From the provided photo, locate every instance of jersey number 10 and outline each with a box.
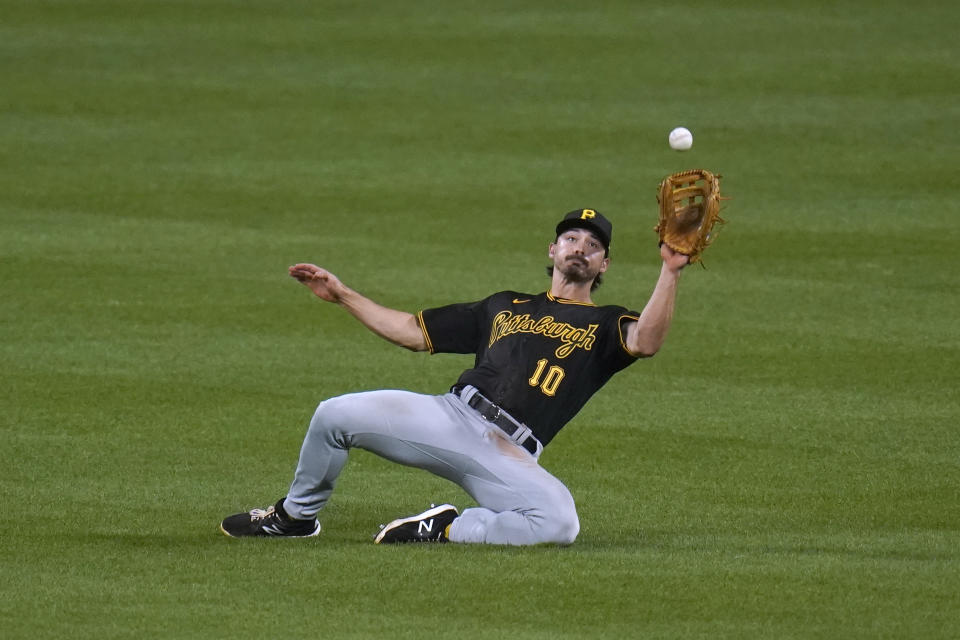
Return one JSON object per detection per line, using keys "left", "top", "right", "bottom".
{"left": 529, "top": 359, "right": 565, "bottom": 396}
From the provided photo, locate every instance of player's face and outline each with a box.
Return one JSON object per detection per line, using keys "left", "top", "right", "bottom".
{"left": 549, "top": 228, "right": 609, "bottom": 282}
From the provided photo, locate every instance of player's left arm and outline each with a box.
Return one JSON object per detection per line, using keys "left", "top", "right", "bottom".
{"left": 623, "top": 244, "right": 689, "bottom": 357}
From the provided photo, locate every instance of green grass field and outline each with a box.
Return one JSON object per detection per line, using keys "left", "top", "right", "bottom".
{"left": 2, "top": 1, "right": 958, "bottom": 638}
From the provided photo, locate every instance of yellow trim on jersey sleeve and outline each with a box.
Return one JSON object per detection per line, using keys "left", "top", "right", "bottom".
{"left": 618, "top": 314, "right": 641, "bottom": 357}
{"left": 416, "top": 311, "right": 436, "bottom": 354}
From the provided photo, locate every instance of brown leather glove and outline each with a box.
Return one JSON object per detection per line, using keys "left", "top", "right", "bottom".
{"left": 655, "top": 169, "right": 726, "bottom": 264}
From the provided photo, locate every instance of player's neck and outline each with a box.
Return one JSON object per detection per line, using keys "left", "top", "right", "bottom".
{"left": 549, "top": 276, "right": 594, "bottom": 304}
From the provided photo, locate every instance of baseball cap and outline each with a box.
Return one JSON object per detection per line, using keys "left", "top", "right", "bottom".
{"left": 555, "top": 208, "right": 613, "bottom": 251}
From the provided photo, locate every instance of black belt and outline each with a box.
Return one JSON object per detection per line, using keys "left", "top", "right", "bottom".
{"left": 452, "top": 385, "right": 540, "bottom": 456}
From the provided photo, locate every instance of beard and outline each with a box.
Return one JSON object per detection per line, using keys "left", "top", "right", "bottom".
{"left": 556, "top": 257, "right": 596, "bottom": 283}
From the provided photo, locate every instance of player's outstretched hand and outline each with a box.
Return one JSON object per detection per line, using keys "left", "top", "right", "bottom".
{"left": 289, "top": 263, "right": 344, "bottom": 303}
{"left": 660, "top": 243, "right": 690, "bottom": 272}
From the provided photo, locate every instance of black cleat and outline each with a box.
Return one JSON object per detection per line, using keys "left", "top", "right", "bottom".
{"left": 220, "top": 499, "right": 321, "bottom": 538}
{"left": 374, "top": 504, "right": 459, "bottom": 544}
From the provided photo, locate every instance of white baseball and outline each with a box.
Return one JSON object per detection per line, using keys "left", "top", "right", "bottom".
{"left": 668, "top": 127, "right": 693, "bottom": 151}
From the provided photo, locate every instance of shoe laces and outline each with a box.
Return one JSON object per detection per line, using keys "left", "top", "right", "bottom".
{"left": 249, "top": 506, "right": 276, "bottom": 521}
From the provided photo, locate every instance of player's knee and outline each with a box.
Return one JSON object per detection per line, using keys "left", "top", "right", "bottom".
{"left": 539, "top": 510, "right": 580, "bottom": 545}
{"left": 308, "top": 396, "right": 354, "bottom": 440}
{"left": 309, "top": 401, "right": 332, "bottom": 434}
{"left": 533, "top": 488, "right": 580, "bottom": 545}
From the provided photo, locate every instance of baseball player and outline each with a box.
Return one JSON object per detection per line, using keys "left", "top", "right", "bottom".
{"left": 220, "top": 209, "right": 690, "bottom": 545}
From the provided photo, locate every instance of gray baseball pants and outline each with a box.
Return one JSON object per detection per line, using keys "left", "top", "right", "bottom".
{"left": 282, "top": 387, "right": 579, "bottom": 545}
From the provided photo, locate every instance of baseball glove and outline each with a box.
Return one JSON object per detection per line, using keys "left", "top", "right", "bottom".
{"left": 655, "top": 169, "right": 725, "bottom": 264}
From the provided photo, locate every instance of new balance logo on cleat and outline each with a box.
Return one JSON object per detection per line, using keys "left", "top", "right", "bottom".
{"left": 220, "top": 499, "right": 321, "bottom": 538}
{"left": 374, "top": 504, "right": 459, "bottom": 544}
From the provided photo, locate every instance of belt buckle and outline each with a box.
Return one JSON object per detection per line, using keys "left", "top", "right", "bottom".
{"left": 483, "top": 404, "right": 501, "bottom": 422}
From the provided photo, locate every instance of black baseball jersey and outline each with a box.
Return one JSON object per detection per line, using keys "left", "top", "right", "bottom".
{"left": 417, "top": 291, "right": 641, "bottom": 446}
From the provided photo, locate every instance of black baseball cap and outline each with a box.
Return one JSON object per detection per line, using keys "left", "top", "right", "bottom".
{"left": 555, "top": 208, "right": 613, "bottom": 251}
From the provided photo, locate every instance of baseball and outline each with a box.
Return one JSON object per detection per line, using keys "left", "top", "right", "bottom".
{"left": 668, "top": 127, "right": 693, "bottom": 151}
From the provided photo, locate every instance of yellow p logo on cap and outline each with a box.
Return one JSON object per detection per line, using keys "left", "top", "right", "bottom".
{"left": 580, "top": 209, "right": 596, "bottom": 220}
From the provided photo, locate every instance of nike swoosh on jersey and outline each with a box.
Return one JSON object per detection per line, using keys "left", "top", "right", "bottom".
{"left": 512, "top": 298, "right": 531, "bottom": 304}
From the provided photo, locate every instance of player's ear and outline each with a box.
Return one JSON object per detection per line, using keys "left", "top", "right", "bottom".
{"left": 548, "top": 242, "right": 556, "bottom": 259}
{"left": 599, "top": 256, "right": 610, "bottom": 273}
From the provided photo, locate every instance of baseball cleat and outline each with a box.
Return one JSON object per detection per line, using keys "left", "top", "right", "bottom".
{"left": 374, "top": 504, "right": 459, "bottom": 544}
{"left": 220, "top": 498, "right": 321, "bottom": 538}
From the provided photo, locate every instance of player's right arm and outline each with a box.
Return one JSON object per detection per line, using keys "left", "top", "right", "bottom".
{"left": 288, "top": 263, "right": 428, "bottom": 352}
